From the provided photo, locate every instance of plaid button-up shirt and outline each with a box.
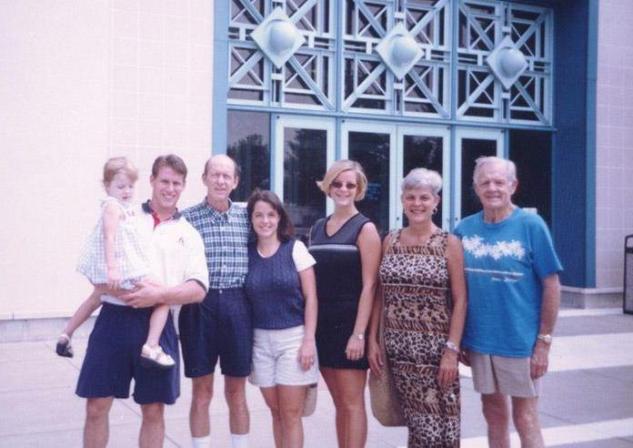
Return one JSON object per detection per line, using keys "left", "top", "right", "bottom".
{"left": 183, "top": 199, "right": 249, "bottom": 289}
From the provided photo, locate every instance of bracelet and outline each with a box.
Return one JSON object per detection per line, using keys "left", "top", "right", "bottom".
{"left": 445, "top": 341, "right": 460, "bottom": 353}
{"left": 353, "top": 333, "right": 364, "bottom": 340}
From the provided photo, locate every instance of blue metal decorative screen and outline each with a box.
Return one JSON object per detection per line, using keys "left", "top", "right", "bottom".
{"left": 228, "top": 0, "right": 335, "bottom": 110}
{"left": 227, "top": 0, "right": 553, "bottom": 126}
{"left": 342, "top": 0, "right": 450, "bottom": 117}
{"left": 457, "top": 0, "right": 553, "bottom": 124}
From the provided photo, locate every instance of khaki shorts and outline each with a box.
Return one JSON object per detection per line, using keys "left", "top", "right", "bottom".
{"left": 468, "top": 351, "right": 541, "bottom": 397}
{"left": 249, "top": 325, "right": 319, "bottom": 388}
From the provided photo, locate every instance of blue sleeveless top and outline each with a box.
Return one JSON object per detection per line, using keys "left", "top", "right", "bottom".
{"left": 245, "top": 239, "right": 305, "bottom": 330}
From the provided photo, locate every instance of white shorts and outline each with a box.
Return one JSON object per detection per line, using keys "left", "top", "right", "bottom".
{"left": 469, "top": 351, "right": 541, "bottom": 398}
{"left": 249, "top": 325, "right": 319, "bottom": 388}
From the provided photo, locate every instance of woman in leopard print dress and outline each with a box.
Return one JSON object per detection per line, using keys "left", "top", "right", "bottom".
{"left": 368, "top": 168, "right": 467, "bottom": 448}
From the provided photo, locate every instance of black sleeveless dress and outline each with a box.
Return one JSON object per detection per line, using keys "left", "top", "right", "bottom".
{"left": 309, "top": 213, "right": 370, "bottom": 370}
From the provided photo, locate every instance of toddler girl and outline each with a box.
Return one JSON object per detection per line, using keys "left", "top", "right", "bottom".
{"left": 56, "top": 156, "right": 174, "bottom": 369}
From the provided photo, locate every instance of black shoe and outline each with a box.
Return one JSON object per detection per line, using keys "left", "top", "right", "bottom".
{"left": 56, "top": 334, "right": 74, "bottom": 358}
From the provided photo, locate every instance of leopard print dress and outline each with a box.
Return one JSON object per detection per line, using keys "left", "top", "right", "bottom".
{"left": 379, "top": 229, "right": 460, "bottom": 448}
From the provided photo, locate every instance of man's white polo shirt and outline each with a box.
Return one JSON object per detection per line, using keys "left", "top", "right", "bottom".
{"left": 101, "top": 202, "right": 209, "bottom": 306}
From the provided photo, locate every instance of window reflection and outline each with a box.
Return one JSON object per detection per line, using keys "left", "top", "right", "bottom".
{"left": 227, "top": 111, "right": 270, "bottom": 202}
{"left": 284, "top": 128, "right": 327, "bottom": 239}
{"left": 461, "top": 138, "right": 496, "bottom": 217}
{"left": 403, "top": 135, "right": 444, "bottom": 228}
{"left": 349, "top": 131, "right": 390, "bottom": 235}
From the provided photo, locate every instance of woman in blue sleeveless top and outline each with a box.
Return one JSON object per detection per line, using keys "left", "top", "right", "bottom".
{"left": 245, "top": 190, "right": 319, "bottom": 448}
{"left": 308, "top": 160, "right": 381, "bottom": 448}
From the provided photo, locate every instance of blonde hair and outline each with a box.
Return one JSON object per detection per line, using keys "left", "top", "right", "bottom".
{"left": 102, "top": 157, "right": 139, "bottom": 186}
{"left": 317, "top": 159, "right": 368, "bottom": 201}
{"left": 401, "top": 168, "right": 443, "bottom": 196}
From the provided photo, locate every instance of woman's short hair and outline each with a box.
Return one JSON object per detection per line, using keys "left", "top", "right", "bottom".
{"left": 151, "top": 154, "right": 188, "bottom": 180}
{"left": 247, "top": 189, "right": 295, "bottom": 242}
{"left": 102, "top": 157, "right": 139, "bottom": 185}
{"left": 317, "top": 159, "right": 368, "bottom": 201}
{"left": 473, "top": 156, "right": 517, "bottom": 185}
{"left": 401, "top": 168, "right": 443, "bottom": 196}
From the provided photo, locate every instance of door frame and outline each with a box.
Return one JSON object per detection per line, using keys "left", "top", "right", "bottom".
{"left": 340, "top": 120, "right": 398, "bottom": 227}
{"left": 453, "top": 127, "right": 505, "bottom": 224}
{"left": 395, "top": 124, "right": 451, "bottom": 230}
{"left": 272, "top": 114, "right": 336, "bottom": 211}
{"left": 272, "top": 118, "right": 505, "bottom": 231}
{"left": 341, "top": 120, "right": 452, "bottom": 230}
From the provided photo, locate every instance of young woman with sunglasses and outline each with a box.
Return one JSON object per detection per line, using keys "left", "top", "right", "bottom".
{"left": 308, "top": 160, "right": 381, "bottom": 448}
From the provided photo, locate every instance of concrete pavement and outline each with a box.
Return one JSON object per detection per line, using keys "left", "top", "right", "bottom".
{"left": 1, "top": 307, "right": 632, "bottom": 447}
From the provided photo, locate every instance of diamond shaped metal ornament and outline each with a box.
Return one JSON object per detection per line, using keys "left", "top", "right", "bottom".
{"left": 251, "top": 8, "right": 306, "bottom": 69}
{"left": 375, "top": 23, "right": 423, "bottom": 80}
{"left": 486, "top": 35, "right": 528, "bottom": 90}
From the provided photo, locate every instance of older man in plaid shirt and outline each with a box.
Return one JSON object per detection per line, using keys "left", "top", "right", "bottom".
{"left": 180, "top": 154, "right": 252, "bottom": 448}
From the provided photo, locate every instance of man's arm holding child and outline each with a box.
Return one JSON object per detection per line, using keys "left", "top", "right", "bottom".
{"left": 121, "top": 279, "right": 206, "bottom": 307}
{"left": 121, "top": 222, "right": 209, "bottom": 307}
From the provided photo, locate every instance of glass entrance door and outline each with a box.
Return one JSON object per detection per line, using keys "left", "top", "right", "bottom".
{"left": 270, "top": 118, "right": 503, "bottom": 236}
{"left": 454, "top": 128, "right": 504, "bottom": 223}
{"left": 273, "top": 115, "right": 335, "bottom": 238}
{"left": 398, "top": 125, "right": 450, "bottom": 230}
{"left": 343, "top": 123, "right": 395, "bottom": 235}
{"left": 341, "top": 121, "right": 450, "bottom": 234}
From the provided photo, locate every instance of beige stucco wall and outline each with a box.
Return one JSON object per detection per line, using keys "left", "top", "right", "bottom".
{"left": 0, "top": 0, "right": 214, "bottom": 318}
{"left": 595, "top": 0, "right": 633, "bottom": 289}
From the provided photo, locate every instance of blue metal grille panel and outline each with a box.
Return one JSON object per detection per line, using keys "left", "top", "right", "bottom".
{"left": 342, "top": 0, "right": 450, "bottom": 117}
{"left": 457, "top": 0, "right": 553, "bottom": 124}
{"left": 228, "top": 0, "right": 335, "bottom": 110}
{"left": 227, "top": 0, "right": 553, "bottom": 126}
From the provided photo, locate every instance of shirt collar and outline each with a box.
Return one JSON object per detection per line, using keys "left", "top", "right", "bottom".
{"left": 203, "top": 197, "right": 239, "bottom": 223}
{"left": 142, "top": 200, "right": 182, "bottom": 224}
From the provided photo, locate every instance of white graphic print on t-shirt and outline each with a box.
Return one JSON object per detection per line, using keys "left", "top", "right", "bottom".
{"left": 462, "top": 235, "right": 525, "bottom": 282}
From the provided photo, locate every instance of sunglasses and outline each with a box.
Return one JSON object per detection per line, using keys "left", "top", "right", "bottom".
{"left": 331, "top": 181, "right": 357, "bottom": 190}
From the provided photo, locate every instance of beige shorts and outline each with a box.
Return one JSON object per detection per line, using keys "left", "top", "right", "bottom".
{"left": 249, "top": 325, "right": 319, "bottom": 388}
{"left": 468, "top": 351, "right": 541, "bottom": 397}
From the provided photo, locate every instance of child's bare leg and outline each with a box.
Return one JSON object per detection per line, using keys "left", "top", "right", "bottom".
{"left": 145, "top": 304, "right": 169, "bottom": 347}
{"left": 62, "top": 286, "right": 103, "bottom": 338}
{"left": 57, "top": 286, "right": 103, "bottom": 357}
{"left": 140, "top": 304, "right": 174, "bottom": 368}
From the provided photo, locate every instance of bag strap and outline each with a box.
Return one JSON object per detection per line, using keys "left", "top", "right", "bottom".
{"left": 378, "top": 230, "right": 399, "bottom": 350}
{"left": 378, "top": 287, "right": 387, "bottom": 353}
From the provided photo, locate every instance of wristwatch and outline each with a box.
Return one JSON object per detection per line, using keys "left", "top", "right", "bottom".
{"left": 537, "top": 334, "right": 552, "bottom": 345}
{"left": 445, "top": 341, "right": 460, "bottom": 353}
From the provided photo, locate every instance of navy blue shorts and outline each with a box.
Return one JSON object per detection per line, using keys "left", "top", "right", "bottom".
{"left": 179, "top": 287, "right": 252, "bottom": 378}
{"left": 76, "top": 303, "right": 180, "bottom": 405}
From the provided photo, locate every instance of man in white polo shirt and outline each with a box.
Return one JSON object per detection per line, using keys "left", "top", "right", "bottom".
{"left": 76, "top": 154, "right": 209, "bottom": 448}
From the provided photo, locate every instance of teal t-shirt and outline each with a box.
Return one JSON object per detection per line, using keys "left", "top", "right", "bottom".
{"left": 454, "top": 208, "right": 562, "bottom": 357}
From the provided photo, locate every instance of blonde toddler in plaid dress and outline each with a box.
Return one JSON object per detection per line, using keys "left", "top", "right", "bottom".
{"left": 56, "top": 157, "right": 175, "bottom": 369}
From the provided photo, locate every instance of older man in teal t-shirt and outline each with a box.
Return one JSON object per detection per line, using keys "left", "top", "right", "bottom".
{"left": 455, "top": 156, "right": 562, "bottom": 448}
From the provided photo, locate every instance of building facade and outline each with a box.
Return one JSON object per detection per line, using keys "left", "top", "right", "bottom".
{"left": 1, "top": 0, "right": 632, "bottom": 338}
